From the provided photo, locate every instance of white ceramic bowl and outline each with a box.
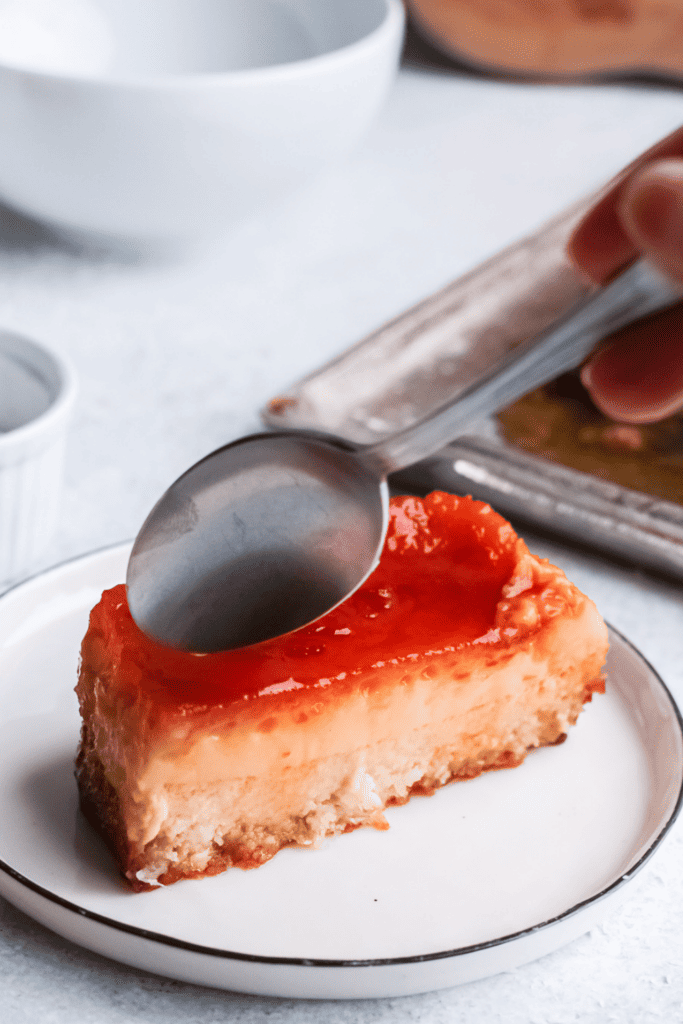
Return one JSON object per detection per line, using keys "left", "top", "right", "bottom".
{"left": 0, "top": 330, "right": 77, "bottom": 587}
{"left": 0, "top": 0, "right": 404, "bottom": 247}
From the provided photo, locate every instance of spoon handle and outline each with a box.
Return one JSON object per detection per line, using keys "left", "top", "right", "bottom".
{"left": 365, "top": 259, "right": 681, "bottom": 476}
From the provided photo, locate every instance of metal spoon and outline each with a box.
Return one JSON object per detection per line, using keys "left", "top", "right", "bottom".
{"left": 126, "top": 257, "right": 679, "bottom": 653}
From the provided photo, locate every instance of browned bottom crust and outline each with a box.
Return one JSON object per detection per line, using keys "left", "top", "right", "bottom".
{"left": 76, "top": 681, "right": 603, "bottom": 892}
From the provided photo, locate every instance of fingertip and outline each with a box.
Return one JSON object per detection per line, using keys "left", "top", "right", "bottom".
{"left": 617, "top": 160, "right": 683, "bottom": 282}
{"left": 578, "top": 354, "right": 630, "bottom": 421}
{"left": 580, "top": 305, "right": 683, "bottom": 423}
{"left": 567, "top": 203, "right": 635, "bottom": 285}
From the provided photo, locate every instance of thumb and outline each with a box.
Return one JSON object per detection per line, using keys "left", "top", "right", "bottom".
{"left": 617, "top": 159, "right": 683, "bottom": 283}
{"left": 580, "top": 303, "right": 683, "bottom": 423}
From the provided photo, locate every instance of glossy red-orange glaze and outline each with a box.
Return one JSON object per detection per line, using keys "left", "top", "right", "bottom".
{"left": 87, "top": 493, "right": 524, "bottom": 708}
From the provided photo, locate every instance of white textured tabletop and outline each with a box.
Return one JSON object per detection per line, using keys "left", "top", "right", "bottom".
{"left": 2, "top": 38, "right": 683, "bottom": 1024}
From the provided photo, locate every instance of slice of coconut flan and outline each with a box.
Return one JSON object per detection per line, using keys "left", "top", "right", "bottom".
{"left": 75, "top": 492, "right": 608, "bottom": 891}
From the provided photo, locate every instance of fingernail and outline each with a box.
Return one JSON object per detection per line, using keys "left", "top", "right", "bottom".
{"left": 580, "top": 361, "right": 594, "bottom": 391}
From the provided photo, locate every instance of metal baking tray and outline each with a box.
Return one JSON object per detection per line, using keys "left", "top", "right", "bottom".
{"left": 261, "top": 206, "right": 683, "bottom": 581}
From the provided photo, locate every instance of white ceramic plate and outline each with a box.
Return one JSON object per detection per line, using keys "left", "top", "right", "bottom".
{"left": 0, "top": 544, "right": 681, "bottom": 999}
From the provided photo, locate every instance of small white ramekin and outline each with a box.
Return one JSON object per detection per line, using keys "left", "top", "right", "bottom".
{"left": 0, "top": 330, "right": 77, "bottom": 586}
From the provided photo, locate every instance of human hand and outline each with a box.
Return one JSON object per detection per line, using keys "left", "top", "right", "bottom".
{"left": 568, "top": 127, "right": 683, "bottom": 424}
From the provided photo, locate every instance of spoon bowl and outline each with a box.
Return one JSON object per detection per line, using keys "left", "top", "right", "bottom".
{"left": 126, "top": 432, "right": 388, "bottom": 652}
